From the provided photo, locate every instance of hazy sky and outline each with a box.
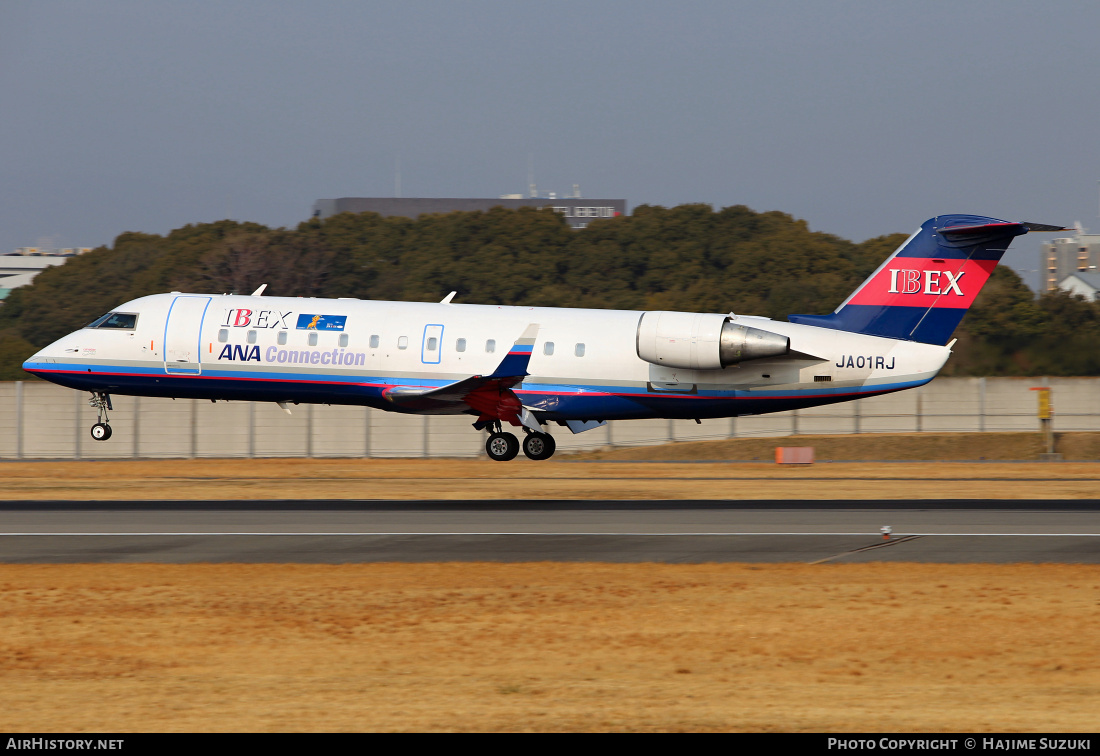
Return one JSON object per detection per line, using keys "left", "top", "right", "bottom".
{"left": 3, "top": 1, "right": 1099, "bottom": 290}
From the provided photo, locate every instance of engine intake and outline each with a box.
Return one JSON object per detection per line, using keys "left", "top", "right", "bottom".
{"left": 636, "top": 311, "right": 789, "bottom": 370}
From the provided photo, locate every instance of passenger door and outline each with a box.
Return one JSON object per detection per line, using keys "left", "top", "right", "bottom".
{"left": 164, "top": 296, "right": 211, "bottom": 374}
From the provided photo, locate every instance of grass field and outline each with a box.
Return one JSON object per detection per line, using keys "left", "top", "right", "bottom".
{"left": 2, "top": 455, "right": 1100, "bottom": 501}
{"left": 571, "top": 431, "right": 1100, "bottom": 461}
{"left": 1, "top": 562, "right": 1097, "bottom": 732}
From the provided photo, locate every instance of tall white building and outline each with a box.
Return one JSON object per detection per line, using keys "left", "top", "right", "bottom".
{"left": 1041, "top": 226, "right": 1100, "bottom": 294}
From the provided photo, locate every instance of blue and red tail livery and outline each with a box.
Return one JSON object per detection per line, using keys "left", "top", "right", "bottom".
{"left": 789, "top": 215, "right": 1032, "bottom": 345}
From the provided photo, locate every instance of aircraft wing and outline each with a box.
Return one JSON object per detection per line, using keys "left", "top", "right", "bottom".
{"left": 382, "top": 374, "right": 492, "bottom": 408}
{"left": 381, "top": 324, "right": 541, "bottom": 427}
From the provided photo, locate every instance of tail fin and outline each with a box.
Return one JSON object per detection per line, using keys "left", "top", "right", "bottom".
{"left": 788, "top": 214, "right": 1038, "bottom": 345}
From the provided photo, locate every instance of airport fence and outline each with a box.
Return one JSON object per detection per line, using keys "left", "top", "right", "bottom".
{"left": 0, "top": 377, "right": 1097, "bottom": 460}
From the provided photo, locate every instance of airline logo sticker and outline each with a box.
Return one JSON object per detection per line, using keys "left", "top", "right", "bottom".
{"left": 296, "top": 314, "right": 347, "bottom": 331}
{"left": 887, "top": 269, "right": 964, "bottom": 295}
{"left": 223, "top": 309, "right": 292, "bottom": 328}
{"left": 847, "top": 258, "right": 997, "bottom": 308}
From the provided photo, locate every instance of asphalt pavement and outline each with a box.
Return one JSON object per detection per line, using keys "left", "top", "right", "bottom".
{"left": 1, "top": 499, "right": 1098, "bottom": 563}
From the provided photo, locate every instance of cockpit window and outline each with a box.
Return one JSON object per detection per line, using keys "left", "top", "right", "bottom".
{"left": 86, "top": 312, "right": 138, "bottom": 330}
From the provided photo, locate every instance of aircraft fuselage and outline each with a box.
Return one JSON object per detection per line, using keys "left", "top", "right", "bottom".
{"left": 24, "top": 292, "right": 949, "bottom": 422}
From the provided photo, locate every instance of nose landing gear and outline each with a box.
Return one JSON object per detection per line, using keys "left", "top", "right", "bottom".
{"left": 88, "top": 392, "right": 113, "bottom": 441}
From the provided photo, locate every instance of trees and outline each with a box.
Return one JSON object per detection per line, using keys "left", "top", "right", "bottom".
{"left": 2, "top": 203, "right": 1096, "bottom": 378}
{"left": 937, "top": 266, "right": 1100, "bottom": 376}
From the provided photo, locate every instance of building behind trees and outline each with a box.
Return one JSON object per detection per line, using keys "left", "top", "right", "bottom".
{"left": 312, "top": 196, "right": 626, "bottom": 230}
{"left": 1041, "top": 225, "right": 1100, "bottom": 294}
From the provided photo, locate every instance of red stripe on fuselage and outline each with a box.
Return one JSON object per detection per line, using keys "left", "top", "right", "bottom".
{"left": 27, "top": 368, "right": 896, "bottom": 403}
{"left": 846, "top": 258, "right": 997, "bottom": 309}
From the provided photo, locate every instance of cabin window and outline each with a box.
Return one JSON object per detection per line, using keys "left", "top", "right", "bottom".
{"left": 218, "top": 329, "right": 229, "bottom": 343}
{"left": 456, "top": 338, "right": 466, "bottom": 352}
{"left": 247, "top": 330, "right": 257, "bottom": 344}
{"left": 486, "top": 339, "right": 496, "bottom": 353}
{"left": 544, "top": 342, "right": 555, "bottom": 356}
{"left": 398, "top": 336, "right": 408, "bottom": 350}
{"left": 426, "top": 337, "right": 438, "bottom": 351}
{"left": 277, "top": 331, "right": 287, "bottom": 345}
{"left": 308, "top": 332, "right": 318, "bottom": 347}
{"left": 88, "top": 312, "right": 138, "bottom": 330}
{"left": 370, "top": 334, "right": 380, "bottom": 349}
{"left": 575, "top": 343, "right": 585, "bottom": 357}
{"left": 339, "top": 333, "right": 349, "bottom": 348}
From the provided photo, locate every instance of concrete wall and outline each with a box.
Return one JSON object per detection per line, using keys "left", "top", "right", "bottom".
{"left": 1, "top": 377, "right": 1095, "bottom": 459}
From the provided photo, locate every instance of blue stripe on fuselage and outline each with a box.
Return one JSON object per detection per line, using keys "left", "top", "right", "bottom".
{"left": 22, "top": 360, "right": 930, "bottom": 420}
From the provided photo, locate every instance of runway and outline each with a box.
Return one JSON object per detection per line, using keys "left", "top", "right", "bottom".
{"left": 1, "top": 499, "right": 1099, "bottom": 563}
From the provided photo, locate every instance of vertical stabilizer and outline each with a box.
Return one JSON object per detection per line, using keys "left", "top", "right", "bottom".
{"left": 788, "top": 215, "right": 1030, "bottom": 345}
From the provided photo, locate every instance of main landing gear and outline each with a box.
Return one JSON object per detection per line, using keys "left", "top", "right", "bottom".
{"left": 521, "top": 430, "right": 556, "bottom": 460}
{"left": 485, "top": 431, "right": 520, "bottom": 461}
{"left": 89, "top": 392, "right": 113, "bottom": 441}
{"left": 482, "top": 422, "right": 557, "bottom": 462}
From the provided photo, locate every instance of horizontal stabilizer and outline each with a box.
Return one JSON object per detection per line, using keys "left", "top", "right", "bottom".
{"left": 1022, "top": 222, "right": 1072, "bottom": 233}
{"left": 938, "top": 221, "right": 1027, "bottom": 244}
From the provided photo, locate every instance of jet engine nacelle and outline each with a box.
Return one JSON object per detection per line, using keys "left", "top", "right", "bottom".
{"left": 635, "top": 311, "right": 790, "bottom": 370}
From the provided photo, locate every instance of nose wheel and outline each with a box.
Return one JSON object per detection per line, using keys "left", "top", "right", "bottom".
{"left": 88, "top": 392, "right": 113, "bottom": 442}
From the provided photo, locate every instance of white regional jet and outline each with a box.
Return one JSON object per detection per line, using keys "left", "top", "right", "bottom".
{"left": 22, "top": 214, "right": 1063, "bottom": 461}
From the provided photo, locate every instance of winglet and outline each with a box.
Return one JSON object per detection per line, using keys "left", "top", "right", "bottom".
{"left": 440, "top": 291, "right": 457, "bottom": 304}
{"left": 251, "top": 284, "right": 268, "bottom": 296}
{"left": 488, "top": 323, "right": 540, "bottom": 379}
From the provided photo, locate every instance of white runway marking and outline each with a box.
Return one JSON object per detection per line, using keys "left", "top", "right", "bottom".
{"left": 2, "top": 532, "right": 1100, "bottom": 537}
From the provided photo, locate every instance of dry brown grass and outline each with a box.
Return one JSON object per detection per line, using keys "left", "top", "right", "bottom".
{"left": 1, "top": 563, "right": 1098, "bottom": 732}
{"left": 3, "top": 455, "right": 1100, "bottom": 500}
{"left": 573, "top": 432, "right": 1100, "bottom": 462}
